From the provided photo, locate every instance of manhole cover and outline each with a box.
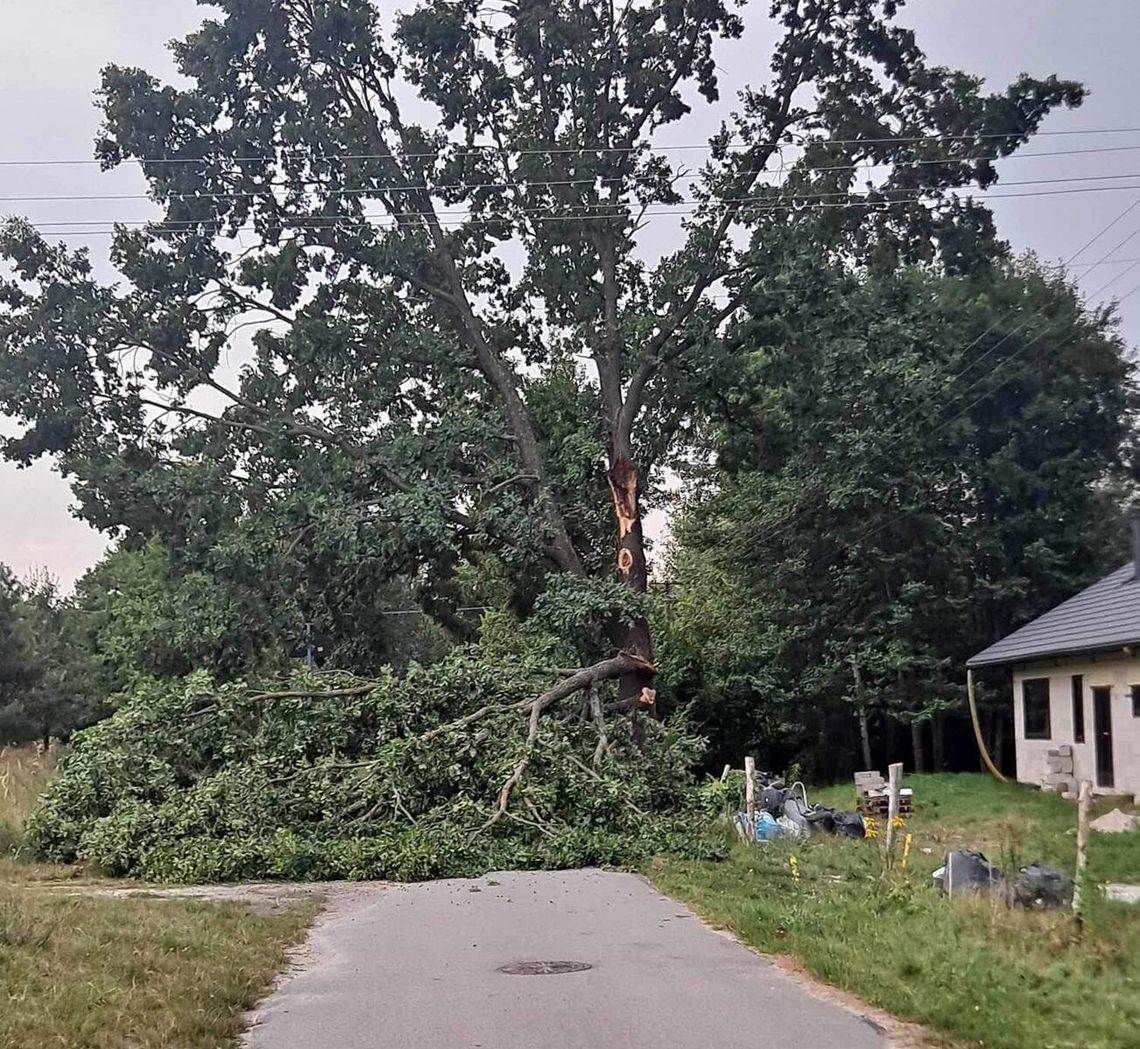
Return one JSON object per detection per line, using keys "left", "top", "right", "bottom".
{"left": 497, "top": 961, "right": 592, "bottom": 976}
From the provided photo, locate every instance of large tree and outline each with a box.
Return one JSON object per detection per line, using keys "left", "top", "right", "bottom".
{"left": 0, "top": 0, "right": 1083, "bottom": 708}
{"left": 662, "top": 256, "right": 1137, "bottom": 775}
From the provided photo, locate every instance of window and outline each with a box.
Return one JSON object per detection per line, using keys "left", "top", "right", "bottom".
{"left": 1072, "top": 675, "right": 1085, "bottom": 742}
{"left": 1023, "top": 678, "right": 1051, "bottom": 739}
{"left": 1132, "top": 684, "right": 1140, "bottom": 719}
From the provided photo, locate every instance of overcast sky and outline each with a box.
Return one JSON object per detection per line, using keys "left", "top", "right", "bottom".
{"left": 2, "top": 0, "right": 1140, "bottom": 588}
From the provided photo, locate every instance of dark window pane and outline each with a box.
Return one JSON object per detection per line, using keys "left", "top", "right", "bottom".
{"left": 1023, "top": 678, "right": 1051, "bottom": 740}
{"left": 1132, "top": 684, "right": 1140, "bottom": 719}
{"left": 1072, "top": 675, "right": 1085, "bottom": 742}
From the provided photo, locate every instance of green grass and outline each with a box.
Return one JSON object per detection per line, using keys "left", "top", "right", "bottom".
{"left": 649, "top": 773, "right": 1140, "bottom": 1049}
{"left": 0, "top": 886, "right": 319, "bottom": 1049}
{"left": 0, "top": 744, "right": 321, "bottom": 1049}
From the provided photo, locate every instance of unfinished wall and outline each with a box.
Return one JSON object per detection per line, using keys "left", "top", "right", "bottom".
{"left": 1012, "top": 651, "right": 1140, "bottom": 796}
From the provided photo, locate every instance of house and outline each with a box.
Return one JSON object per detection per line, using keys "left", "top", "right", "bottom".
{"left": 968, "top": 521, "right": 1140, "bottom": 797}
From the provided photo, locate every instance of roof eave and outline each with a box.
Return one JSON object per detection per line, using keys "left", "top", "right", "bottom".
{"left": 966, "top": 638, "right": 1140, "bottom": 669}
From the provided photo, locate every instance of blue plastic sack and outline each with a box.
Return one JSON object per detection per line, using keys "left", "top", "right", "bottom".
{"left": 736, "top": 809, "right": 782, "bottom": 840}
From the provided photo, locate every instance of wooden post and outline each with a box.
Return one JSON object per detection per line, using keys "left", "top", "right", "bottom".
{"left": 1073, "top": 779, "right": 1092, "bottom": 921}
{"left": 851, "top": 659, "right": 873, "bottom": 770}
{"left": 744, "top": 756, "right": 757, "bottom": 842}
{"left": 884, "top": 761, "right": 903, "bottom": 867}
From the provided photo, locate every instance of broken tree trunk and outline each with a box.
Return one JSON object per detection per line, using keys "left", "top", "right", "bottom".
{"left": 606, "top": 455, "right": 656, "bottom": 711}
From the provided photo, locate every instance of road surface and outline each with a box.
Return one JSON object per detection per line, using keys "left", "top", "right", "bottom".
{"left": 245, "top": 868, "right": 887, "bottom": 1049}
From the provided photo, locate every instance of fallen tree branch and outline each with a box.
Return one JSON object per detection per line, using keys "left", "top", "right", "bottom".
{"left": 250, "top": 685, "right": 375, "bottom": 701}
{"left": 589, "top": 687, "right": 608, "bottom": 768}
{"left": 480, "top": 652, "right": 653, "bottom": 831}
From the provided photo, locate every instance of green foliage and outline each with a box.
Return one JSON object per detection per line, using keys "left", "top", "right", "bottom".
{"left": 0, "top": 570, "right": 96, "bottom": 746}
{"left": 25, "top": 652, "right": 720, "bottom": 882}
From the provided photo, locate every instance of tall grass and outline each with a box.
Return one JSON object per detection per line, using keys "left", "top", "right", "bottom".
{"left": 0, "top": 744, "right": 58, "bottom": 854}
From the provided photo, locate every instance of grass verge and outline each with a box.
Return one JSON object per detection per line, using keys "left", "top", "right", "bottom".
{"left": 1, "top": 744, "right": 321, "bottom": 1049}
{"left": 0, "top": 887, "right": 319, "bottom": 1049}
{"left": 649, "top": 773, "right": 1140, "bottom": 1049}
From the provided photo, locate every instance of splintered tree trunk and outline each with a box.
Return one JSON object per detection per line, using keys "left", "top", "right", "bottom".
{"left": 607, "top": 455, "right": 656, "bottom": 710}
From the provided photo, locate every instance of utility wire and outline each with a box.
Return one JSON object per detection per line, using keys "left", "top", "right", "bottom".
{"left": 740, "top": 195, "right": 1140, "bottom": 554}
{"left": 4, "top": 124, "right": 1140, "bottom": 167}
{"left": 7, "top": 143, "right": 1140, "bottom": 204}
{"left": 29, "top": 179, "right": 1140, "bottom": 239}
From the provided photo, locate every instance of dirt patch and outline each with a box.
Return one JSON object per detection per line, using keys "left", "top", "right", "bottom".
{"left": 56, "top": 880, "right": 385, "bottom": 916}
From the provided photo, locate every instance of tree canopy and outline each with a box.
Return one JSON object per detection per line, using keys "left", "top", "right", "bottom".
{"left": 661, "top": 255, "right": 1138, "bottom": 775}
{"left": 0, "top": 0, "right": 1085, "bottom": 708}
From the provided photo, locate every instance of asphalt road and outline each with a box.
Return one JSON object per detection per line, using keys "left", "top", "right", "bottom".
{"left": 245, "top": 868, "right": 886, "bottom": 1049}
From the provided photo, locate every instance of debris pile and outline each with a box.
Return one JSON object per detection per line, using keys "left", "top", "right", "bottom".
{"left": 855, "top": 770, "right": 913, "bottom": 818}
{"left": 932, "top": 849, "right": 1073, "bottom": 909}
{"left": 1089, "top": 808, "right": 1139, "bottom": 834}
{"left": 736, "top": 778, "right": 866, "bottom": 842}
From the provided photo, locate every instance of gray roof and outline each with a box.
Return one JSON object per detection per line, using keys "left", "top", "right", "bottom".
{"left": 968, "top": 563, "right": 1140, "bottom": 667}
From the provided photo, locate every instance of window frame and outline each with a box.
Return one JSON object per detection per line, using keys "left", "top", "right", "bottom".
{"left": 1022, "top": 677, "right": 1051, "bottom": 740}
{"left": 1072, "top": 674, "right": 1085, "bottom": 742}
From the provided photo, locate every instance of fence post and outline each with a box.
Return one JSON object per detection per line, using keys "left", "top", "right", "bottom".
{"left": 884, "top": 761, "right": 903, "bottom": 867}
{"left": 744, "top": 756, "right": 757, "bottom": 842}
{"left": 1073, "top": 779, "right": 1092, "bottom": 923}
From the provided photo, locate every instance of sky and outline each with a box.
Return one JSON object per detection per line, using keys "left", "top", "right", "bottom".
{"left": 1, "top": 0, "right": 1140, "bottom": 588}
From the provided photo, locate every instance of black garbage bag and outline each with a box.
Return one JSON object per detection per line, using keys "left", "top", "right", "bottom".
{"left": 1014, "top": 864, "right": 1073, "bottom": 909}
{"left": 759, "top": 786, "right": 787, "bottom": 817}
{"left": 932, "top": 849, "right": 1006, "bottom": 896}
{"left": 805, "top": 806, "right": 866, "bottom": 838}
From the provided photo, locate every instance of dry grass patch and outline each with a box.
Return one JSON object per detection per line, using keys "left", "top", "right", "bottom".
{"left": 0, "top": 744, "right": 58, "bottom": 853}
{"left": 1, "top": 743, "right": 322, "bottom": 1048}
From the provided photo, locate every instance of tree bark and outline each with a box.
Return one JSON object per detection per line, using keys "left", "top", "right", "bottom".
{"left": 606, "top": 455, "right": 656, "bottom": 709}
{"left": 910, "top": 719, "right": 926, "bottom": 774}
{"left": 932, "top": 713, "right": 946, "bottom": 771}
{"left": 850, "top": 659, "right": 873, "bottom": 769}
{"left": 992, "top": 709, "right": 1005, "bottom": 771}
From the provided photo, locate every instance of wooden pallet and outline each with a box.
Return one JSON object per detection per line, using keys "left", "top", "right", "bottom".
{"left": 857, "top": 789, "right": 913, "bottom": 817}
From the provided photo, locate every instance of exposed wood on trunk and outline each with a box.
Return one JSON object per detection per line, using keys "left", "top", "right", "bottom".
{"left": 606, "top": 455, "right": 656, "bottom": 709}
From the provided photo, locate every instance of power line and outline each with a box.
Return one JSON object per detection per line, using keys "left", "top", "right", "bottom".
{"left": 5, "top": 125, "right": 1140, "bottom": 167}
{"left": 791, "top": 277, "right": 1140, "bottom": 581}
{"left": 740, "top": 195, "right": 1140, "bottom": 554}
{"left": 8, "top": 143, "right": 1140, "bottom": 205}
{"left": 29, "top": 179, "right": 1140, "bottom": 239}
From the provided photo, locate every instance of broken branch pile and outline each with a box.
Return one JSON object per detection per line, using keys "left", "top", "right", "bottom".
{"left": 25, "top": 650, "right": 721, "bottom": 882}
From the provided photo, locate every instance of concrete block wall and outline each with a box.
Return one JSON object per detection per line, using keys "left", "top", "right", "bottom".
{"left": 1012, "top": 653, "right": 1140, "bottom": 796}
